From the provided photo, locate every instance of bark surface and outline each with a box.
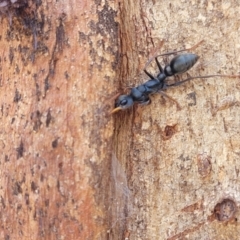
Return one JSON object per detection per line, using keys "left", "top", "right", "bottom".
{"left": 1, "top": 0, "right": 240, "bottom": 240}
{"left": 112, "top": 0, "right": 240, "bottom": 239}
{"left": 0, "top": 1, "right": 117, "bottom": 239}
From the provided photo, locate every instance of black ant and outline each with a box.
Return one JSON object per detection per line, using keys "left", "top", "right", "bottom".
{"left": 112, "top": 41, "right": 239, "bottom": 113}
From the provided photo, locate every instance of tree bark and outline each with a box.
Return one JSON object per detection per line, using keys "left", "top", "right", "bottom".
{"left": 0, "top": 1, "right": 117, "bottom": 239}
{"left": 1, "top": 0, "right": 240, "bottom": 240}
{"left": 112, "top": 0, "right": 240, "bottom": 239}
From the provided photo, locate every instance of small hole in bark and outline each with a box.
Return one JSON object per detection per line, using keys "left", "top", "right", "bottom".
{"left": 52, "top": 138, "right": 58, "bottom": 148}
{"left": 214, "top": 199, "right": 237, "bottom": 222}
{"left": 162, "top": 124, "right": 177, "bottom": 140}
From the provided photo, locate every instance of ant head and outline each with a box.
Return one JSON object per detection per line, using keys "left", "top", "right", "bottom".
{"left": 111, "top": 95, "right": 134, "bottom": 113}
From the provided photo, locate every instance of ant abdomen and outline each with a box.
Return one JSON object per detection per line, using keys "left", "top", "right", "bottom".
{"left": 169, "top": 53, "right": 199, "bottom": 75}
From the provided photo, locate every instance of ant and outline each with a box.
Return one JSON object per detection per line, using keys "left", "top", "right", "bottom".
{"left": 111, "top": 41, "right": 239, "bottom": 113}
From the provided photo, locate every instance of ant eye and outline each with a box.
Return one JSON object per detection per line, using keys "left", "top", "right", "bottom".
{"left": 120, "top": 99, "right": 128, "bottom": 106}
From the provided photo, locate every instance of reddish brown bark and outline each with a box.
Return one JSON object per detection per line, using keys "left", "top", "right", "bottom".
{"left": 0, "top": 1, "right": 117, "bottom": 239}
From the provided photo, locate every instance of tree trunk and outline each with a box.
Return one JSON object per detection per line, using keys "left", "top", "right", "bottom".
{"left": 112, "top": 0, "right": 240, "bottom": 239}
{"left": 0, "top": 1, "right": 117, "bottom": 239}
{"left": 1, "top": 0, "right": 240, "bottom": 240}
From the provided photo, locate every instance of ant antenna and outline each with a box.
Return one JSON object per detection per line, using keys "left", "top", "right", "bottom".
{"left": 167, "top": 74, "right": 240, "bottom": 88}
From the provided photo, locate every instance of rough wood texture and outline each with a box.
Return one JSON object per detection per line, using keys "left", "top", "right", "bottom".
{"left": 112, "top": 0, "right": 240, "bottom": 239}
{"left": 0, "top": 1, "right": 117, "bottom": 239}
{"left": 1, "top": 0, "right": 240, "bottom": 240}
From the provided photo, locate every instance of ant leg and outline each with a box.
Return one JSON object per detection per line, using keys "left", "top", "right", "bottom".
{"left": 144, "top": 69, "right": 155, "bottom": 79}
{"left": 139, "top": 97, "right": 151, "bottom": 106}
{"left": 155, "top": 40, "right": 204, "bottom": 58}
{"left": 158, "top": 91, "right": 181, "bottom": 110}
{"left": 155, "top": 57, "right": 163, "bottom": 73}
{"left": 143, "top": 56, "right": 163, "bottom": 79}
{"left": 167, "top": 74, "right": 240, "bottom": 88}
